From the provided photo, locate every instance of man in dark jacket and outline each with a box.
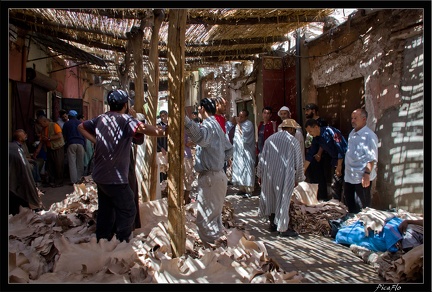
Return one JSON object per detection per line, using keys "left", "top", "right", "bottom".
{"left": 303, "top": 103, "right": 330, "bottom": 201}
{"left": 156, "top": 110, "right": 168, "bottom": 183}
{"left": 9, "top": 130, "right": 44, "bottom": 214}
{"left": 304, "top": 118, "right": 347, "bottom": 201}
{"left": 62, "top": 110, "right": 86, "bottom": 184}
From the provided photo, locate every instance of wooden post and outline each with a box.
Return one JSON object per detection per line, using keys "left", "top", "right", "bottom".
{"left": 252, "top": 93, "right": 258, "bottom": 143}
{"left": 117, "top": 41, "right": 131, "bottom": 91}
{"left": 166, "top": 9, "right": 187, "bottom": 257}
{"left": 128, "top": 26, "right": 148, "bottom": 203}
{"left": 143, "top": 10, "right": 164, "bottom": 202}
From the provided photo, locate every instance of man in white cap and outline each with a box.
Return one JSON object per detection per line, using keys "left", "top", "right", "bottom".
{"left": 277, "top": 106, "right": 291, "bottom": 121}
{"left": 257, "top": 118, "right": 305, "bottom": 237}
{"left": 277, "top": 106, "right": 305, "bottom": 161}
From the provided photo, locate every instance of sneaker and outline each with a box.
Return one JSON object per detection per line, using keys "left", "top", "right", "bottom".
{"left": 241, "top": 193, "right": 251, "bottom": 199}
{"left": 278, "top": 230, "right": 299, "bottom": 237}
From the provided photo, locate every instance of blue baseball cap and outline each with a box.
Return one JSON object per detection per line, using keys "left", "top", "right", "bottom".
{"left": 68, "top": 110, "right": 78, "bottom": 117}
{"left": 107, "top": 89, "right": 129, "bottom": 106}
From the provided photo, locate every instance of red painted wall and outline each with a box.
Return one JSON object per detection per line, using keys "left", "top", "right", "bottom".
{"left": 284, "top": 62, "right": 297, "bottom": 121}
{"left": 262, "top": 56, "right": 298, "bottom": 124}
{"left": 9, "top": 38, "right": 25, "bottom": 82}
{"left": 262, "top": 56, "right": 285, "bottom": 124}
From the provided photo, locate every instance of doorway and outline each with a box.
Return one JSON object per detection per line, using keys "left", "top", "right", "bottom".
{"left": 317, "top": 77, "right": 365, "bottom": 139}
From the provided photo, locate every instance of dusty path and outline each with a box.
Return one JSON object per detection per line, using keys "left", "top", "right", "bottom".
{"left": 224, "top": 185, "right": 385, "bottom": 284}
{"left": 40, "top": 180, "right": 386, "bottom": 284}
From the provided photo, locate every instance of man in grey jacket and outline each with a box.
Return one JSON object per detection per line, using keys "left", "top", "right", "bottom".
{"left": 185, "top": 98, "right": 233, "bottom": 246}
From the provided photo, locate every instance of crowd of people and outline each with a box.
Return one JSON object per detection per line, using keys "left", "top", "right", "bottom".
{"left": 9, "top": 107, "right": 95, "bottom": 213}
{"left": 225, "top": 103, "right": 378, "bottom": 239}
{"left": 9, "top": 89, "right": 381, "bottom": 246}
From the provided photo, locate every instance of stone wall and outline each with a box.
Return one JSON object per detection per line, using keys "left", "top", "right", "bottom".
{"left": 301, "top": 9, "right": 424, "bottom": 213}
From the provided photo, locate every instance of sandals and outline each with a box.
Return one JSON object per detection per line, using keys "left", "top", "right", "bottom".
{"left": 278, "top": 229, "right": 299, "bottom": 237}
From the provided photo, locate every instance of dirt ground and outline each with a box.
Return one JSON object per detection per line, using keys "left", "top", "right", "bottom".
{"left": 40, "top": 181, "right": 386, "bottom": 285}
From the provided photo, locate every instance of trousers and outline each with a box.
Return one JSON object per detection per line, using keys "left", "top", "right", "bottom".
{"left": 96, "top": 183, "right": 137, "bottom": 242}
{"left": 196, "top": 170, "right": 227, "bottom": 244}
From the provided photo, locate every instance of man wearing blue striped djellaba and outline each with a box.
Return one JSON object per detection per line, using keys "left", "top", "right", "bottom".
{"left": 257, "top": 119, "right": 306, "bottom": 237}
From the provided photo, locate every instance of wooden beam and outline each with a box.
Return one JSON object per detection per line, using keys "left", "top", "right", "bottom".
{"left": 13, "top": 16, "right": 286, "bottom": 51}
{"left": 187, "top": 14, "right": 328, "bottom": 25}
{"left": 184, "top": 47, "right": 272, "bottom": 57}
{"left": 59, "top": 9, "right": 328, "bottom": 24}
{"left": 186, "top": 55, "right": 258, "bottom": 65}
{"left": 10, "top": 18, "right": 126, "bottom": 52}
{"left": 145, "top": 10, "right": 164, "bottom": 203}
{"left": 141, "top": 46, "right": 272, "bottom": 58}
{"left": 58, "top": 8, "right": 149, "bottom": 20}
{"left": 11, "top": 16, "right": 284, "bottom": 59}
{"left": 131, "top": 29, "right": 144, "bottom": 113}
{"left": 186, "top": 35, "right": 290, "bottom": 47}
{"left": 12, "top": 19, "right": 277, "bottom": 68}
{"left": 166, "top": 9, "right": 187, "bottom": 258}
{"left": 10, "top": 12, "right": 129, "bottom": 40}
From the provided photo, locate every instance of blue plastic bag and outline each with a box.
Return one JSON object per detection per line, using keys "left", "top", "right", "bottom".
{"left": 335, "top": 217, "right": 403, "bottom": 252}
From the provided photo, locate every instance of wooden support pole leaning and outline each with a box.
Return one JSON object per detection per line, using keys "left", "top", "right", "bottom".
{"left": 166, "top": 9, "right": 187, "bottom": 257}
{"left": 144, "top": 9, "right": 164, "bottom": 202}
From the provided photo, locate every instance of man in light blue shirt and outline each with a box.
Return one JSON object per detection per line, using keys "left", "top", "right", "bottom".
{"left": 344, "top": 108, "right": 378, "bottom": 213}
{"left": 185, "top": 98, "right": 233, "bottom": 246}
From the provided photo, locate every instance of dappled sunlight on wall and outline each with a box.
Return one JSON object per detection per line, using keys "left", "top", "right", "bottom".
{"left": 375, "top": 35, "right": 423, "bottom": 214}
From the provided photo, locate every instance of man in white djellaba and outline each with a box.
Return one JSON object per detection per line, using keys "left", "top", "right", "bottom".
{"left": 231, "top": 109, "right": 256, "bottom": 198}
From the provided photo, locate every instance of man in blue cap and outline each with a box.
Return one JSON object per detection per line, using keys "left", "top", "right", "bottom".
{"left": 78, "top": 89, "right": 166, "bottom": 243}
{"left": 62, "top": 110, "right": 86, "bottom": 185}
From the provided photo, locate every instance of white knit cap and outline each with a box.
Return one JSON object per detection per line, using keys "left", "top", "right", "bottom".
{"left": 278, "top": 106, "right": 291, "bottom": 117}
